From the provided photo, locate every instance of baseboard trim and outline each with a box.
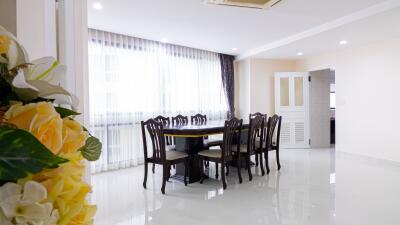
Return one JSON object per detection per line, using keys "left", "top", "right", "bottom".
{"left": 336, "top": 150, "right": 400, "bottom": 167}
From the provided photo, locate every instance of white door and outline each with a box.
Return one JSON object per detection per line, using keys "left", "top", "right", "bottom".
{"left": 275, "top": 72, "right": 310, "bottom": 148}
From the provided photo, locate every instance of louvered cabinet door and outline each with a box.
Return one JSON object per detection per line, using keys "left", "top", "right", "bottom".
{"left": 275, "top": 72, "right": 310, "bottom": 148}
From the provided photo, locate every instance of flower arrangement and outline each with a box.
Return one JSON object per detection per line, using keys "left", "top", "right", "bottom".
{"left": 0, "top": 26, "right": 101, "bottom": 225}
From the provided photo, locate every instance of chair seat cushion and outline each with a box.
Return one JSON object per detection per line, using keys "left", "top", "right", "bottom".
{"left": 198, "top": 149, "right": 222, "bottom": 158}
{"left": 204, "top": 139, "right": 223, "bottom": 147}
{"left": 166, "top": 151, "right": 188, "bottom": 161}
{"left": 232, "top": 144, "right": 247, "bottom": 153}
{"left": 255, "top": 138, "right": 266, "bottom": 148}
{"left": 166, "top": 145, "right": 176, "bottom": 151}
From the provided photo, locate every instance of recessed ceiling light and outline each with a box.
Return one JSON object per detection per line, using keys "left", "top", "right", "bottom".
{"left": 92, "top": 2, "right": 103, "bottom": 10}
{"left": 232, "top": 48, "right": 238, "bottom": 51}
{"left": 160, "top": 38, "right": 169, "bottom": 43}
{"left": 339, "top": 40, "right": 348, "bottom": 45}
{"left": 297, "top": 52, "right": 303, "bottom": 56}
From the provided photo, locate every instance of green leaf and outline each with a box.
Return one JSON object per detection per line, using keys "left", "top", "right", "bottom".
{"left": 80, "top": 136, "right": 102, "bottom": 161}
{"left": 0, "top": 122, "right": 17, "bottom": 129}
{"left": 0, "top": 55, "right": 7, "bottom": 64}
{"left": 0, "top": 127, "right": 68, "bottom": 181}
{"left": 55, "top": 107, "right": 80, "bottom": 118}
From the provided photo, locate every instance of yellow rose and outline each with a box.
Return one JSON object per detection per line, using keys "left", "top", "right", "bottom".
{"left": 60, "top": 118, "right": 89, "bottom": 154}
{"left": 70, "top": 204, "right": 97, "bottom": 225}
{"left": 5, "top": 102, "right": 63, "bottom": 154}
{"left": 32, "top": 152, "right": 96, "bottom": 225}
{"left": 0, "top": 35, "right": 10, "bottom": 54}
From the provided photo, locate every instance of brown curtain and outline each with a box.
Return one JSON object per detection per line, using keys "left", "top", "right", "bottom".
{"left": 219, "top": 54, "right": 235, "bottom": 118}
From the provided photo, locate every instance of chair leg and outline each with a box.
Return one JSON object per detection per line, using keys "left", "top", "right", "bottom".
{"left": 276, "top": 149, "right": 281, "bottom": 170}
{"left": 167, "top": 167, "right": 171, "bottom": 181}
{"left": 259, "top": 152, "right": 265, "bottom": 176}
{"left": 265, "top": 151, "right": 270, "bottom": 174}
{"left": 161, "top": 164, "right": 168, "bottom": 194}
{"left": 152, "top": 163, "right": 155, "bottom": 174}
{"left": 221, "top": 161, "right": 227, "bottom": 189}
{"left": 247, "top": 155, "right": 252, "bottom": 181}
{"left": 143, "top": 161, "right": 148, "bottom": 188}
{"left": 226, "top": 162, "right": 229, "bottom": 176}
{"left": 215, "top": 162, "right": 219, "bottom": 179}
{"left": 200, "top": 157, "right": 205, "bottom": 184}
{"left": 255, "top": 154, "right": 259, "bottom": 166}
{"left": 184, "top": 159, "right": 188, "bottom": 186}
{"left": 237, "top": 155, "right": 242, "bottom": 184}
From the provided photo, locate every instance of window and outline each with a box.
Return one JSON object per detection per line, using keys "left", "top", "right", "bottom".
{"left": 330, "top": 84, "right": 336, "bottom": 109}
{"left": 330, "top": 92, "right": 336, "bottom": 109}
{"left": 88, "top": 29, "right": 228, "bottom": 173}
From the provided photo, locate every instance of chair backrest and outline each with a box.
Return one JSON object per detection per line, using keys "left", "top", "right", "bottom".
{"left": 172, "top": 115, "right": 188, "bottom": 125}
{"left": 249, "top": 112, "right": 267, "bottom": 119}
{"left": 154, "top": 115, "right": 172, "bottom": 145}
{"left": 266, "top": 115, "right": 282, "bottom": 148}
{"left": 141, "top": 119, "right": 166, "bottom": 162}
{"left": 154, "top": 115, "right": 170, "bottom": 126}
{"left": 191, "top": 114, "right": 207, "bottom": 125}
{"left": 247, "top": 115, "right": 265, "bottom": 154}
{"left": 249, "top": 112, "right": 267, "bottom": 141}
{"left": 222, "top": 117, "right": 243, "bottom": 160}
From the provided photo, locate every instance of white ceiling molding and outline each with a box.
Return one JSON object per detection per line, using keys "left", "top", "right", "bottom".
{"left": 237, "top": 0, "right": 400, "bottom": 60}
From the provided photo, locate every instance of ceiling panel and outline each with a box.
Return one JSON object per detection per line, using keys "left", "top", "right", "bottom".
{"left": 88, "top": 0, "right": 388, "bottom": 56}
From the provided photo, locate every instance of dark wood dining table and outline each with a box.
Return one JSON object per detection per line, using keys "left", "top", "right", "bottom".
{"left": 163, "top": 120, "right": 249, "bottom": 184}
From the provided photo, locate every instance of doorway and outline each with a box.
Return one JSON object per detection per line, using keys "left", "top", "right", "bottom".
{"left": 309, "top": 69, "right": 335, "bottom": 148}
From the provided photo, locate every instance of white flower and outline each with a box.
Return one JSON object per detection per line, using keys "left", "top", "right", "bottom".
{"left": 12, "top": 57, "right": 79, "bottom": 108}
{"left": 0, "top": 205, "right": 12, "bottom": 225}
{"left": 0, "top": 25, "right": 77, "bottom": 109}
{"left": 11, "top": 57, "right": 76, "bottom": 105}
{"left": 0, "top": 25, "right": 29, "bottom": 70}
{"left": 0, "top": 181, "right": 59, "bottom": 225}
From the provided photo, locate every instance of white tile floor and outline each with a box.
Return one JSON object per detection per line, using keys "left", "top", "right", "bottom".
{"left": 91, "top": 148, "right": 400, "bottom": 225}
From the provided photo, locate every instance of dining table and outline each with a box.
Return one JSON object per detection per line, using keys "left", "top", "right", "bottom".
{"left": 163, "top": 120, "right": 249, "bottom": 184}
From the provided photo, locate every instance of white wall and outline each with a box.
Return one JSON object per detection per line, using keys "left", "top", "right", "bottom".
{"left": 234, "top": 58, "right": 296, "bottom": 118}
{"left": 250, "top": 59, "right": 297, "bottom": 117}
{"left": 16, "top": 0, "right": 57, "bottom": 60}
{"left": 57, "top": 0, "right": 90, "bottom": 126}
{"left": 296, "top": 38, "right": 400, "bottom": 162}
{"left": 0, "top": 0, "right": 57, "bottom": 60}
{"left": 0, "top": 0, "right": 17, "bottom": 35}
{"left": 235, "top": 59, "right": 251, "bottom": 118}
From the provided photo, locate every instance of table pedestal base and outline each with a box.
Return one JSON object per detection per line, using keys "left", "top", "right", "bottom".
{"left": 173, "top": 137, "right": 204, "bottom": 184}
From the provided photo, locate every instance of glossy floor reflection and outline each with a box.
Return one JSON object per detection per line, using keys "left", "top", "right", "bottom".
{"left": 91, "top": 148, "right": 400, "bottom": 225}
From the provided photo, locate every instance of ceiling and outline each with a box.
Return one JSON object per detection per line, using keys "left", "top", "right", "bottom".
{"left": 87, "top": 0, "right": 399, "bottom": 59}
{"left": 250, "top": 6, "right": 400, "bottom": 59}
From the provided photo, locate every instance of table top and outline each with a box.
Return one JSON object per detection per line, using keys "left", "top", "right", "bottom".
{"left": 163, "top": 120, "right": 249, "bottom": 137}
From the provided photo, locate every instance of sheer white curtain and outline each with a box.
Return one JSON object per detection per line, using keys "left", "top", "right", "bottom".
{"left": 88, "top": 29, "right": 228, "bottom": 173}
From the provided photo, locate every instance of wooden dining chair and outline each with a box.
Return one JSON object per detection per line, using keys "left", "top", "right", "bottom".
{"left": 191, "top": 114, "right": 207, "bottom": 125}
{"left": 154, "top": 115, "right": 172, "bottom": 144}
{"left": 264, "top": 115, "right": 283, "bottom": 174}
{"left": 141, "top": 119, "right": 189, "bottom": 194}
{"left": 153, "top": 115, "right": 176, "bottom": 173}
{"left": 234, "top": 114, "right": 265, "bottom": 180}
{"left": 197, "top": 118, "right": 243, "bottom": 189}
{"left": 249, "top": 112, "right": 267, "bottom": 119}
{"left": 192, "top": 114, "right": 223, "bottom": 148}
{"left": 172, "top": 115, "right": 188, "bottom": 125}
{"left": 249, "top": 112, "right": 268, "bottom": 167}
{"left": 191, "top": 113, "right": 222, "bottom": 178}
